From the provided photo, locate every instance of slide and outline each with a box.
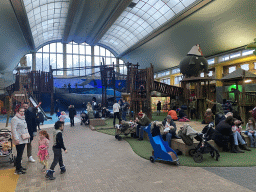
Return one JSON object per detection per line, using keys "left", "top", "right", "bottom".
{"left": 29, "top": 95, "right": 52, "bottom": 120}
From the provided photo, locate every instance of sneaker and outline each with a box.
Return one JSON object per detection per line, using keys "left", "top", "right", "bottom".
{"left": 28, "top": 156, "right": 36, "bottom": 163}
{"left": 14, "top": 170, "right": 26, "bottom": 175}
{"left": 138, "top": 138, "right": 143, "bottom": 141}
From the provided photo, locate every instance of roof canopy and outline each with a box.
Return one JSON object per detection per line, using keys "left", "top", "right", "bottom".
{"left": 221, "top": 68, "right": 256, "bottom": 81}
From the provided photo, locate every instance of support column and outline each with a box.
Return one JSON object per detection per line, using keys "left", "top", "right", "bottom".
{"left": 91, "top": 46, "right": 94, "bottom": 77}
{"left": 63, "top": 43, "right": 67, "bottom": 77}
{"left": 32, "top": 52, "right": 36, "bottom": 71}
{"left": 215, "top": 65, "right": 223, "bottom": 104}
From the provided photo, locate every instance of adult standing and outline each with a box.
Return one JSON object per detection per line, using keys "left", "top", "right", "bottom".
{"left": 122, "top": 100, "right": 129, "bottom": 121}
{"left": 157, "top": 101, "right": 161, "bottom": 116}
{"left": 113, "top": 100, "right": 121, "bottom": 127}
{"left": 68, "top": 83, "right": 71, "bottom": 93}
{"left": 68, "top": 105, "right": 77, "bottom": 127}
{"left": 23, "top": 102, "right": 37, "bottom": 162}
{"left": 11, "top": 107, "right": 29, "bottom": 174}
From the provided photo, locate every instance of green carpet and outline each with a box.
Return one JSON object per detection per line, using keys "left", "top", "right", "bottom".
{"left": 97, "top": 129, "right": 256, "bottom": 167}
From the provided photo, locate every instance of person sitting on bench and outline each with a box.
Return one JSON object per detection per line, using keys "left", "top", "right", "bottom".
{"left": 162, "top": 115, "right": 180, "bottom": 147}
{"left": 135, "top": 112, "right": 151, "bottom": 141}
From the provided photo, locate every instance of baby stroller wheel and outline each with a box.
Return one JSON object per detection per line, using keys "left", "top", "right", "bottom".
{"left": 216, "top": 153, "right": 220, "bottom": 161}
{"left": 150, "top": 156, "right": 155, "bottom": 163}
{"left": 175, "top": 161, "right": 180, "bottom": 166}
{"left": 193, "top": 152, "right": 203, "bottom": 163}
{"left": 189, "top": 149, "right": 196, "bottom": 157}
{"left": 118, "top": 136, "right": 122, "bottom": 141}
{"left": 115, "top": 135, "right": 119, "bottom": 139}
{"left": 210, "top": 151, "right": 215, "bottom": 158}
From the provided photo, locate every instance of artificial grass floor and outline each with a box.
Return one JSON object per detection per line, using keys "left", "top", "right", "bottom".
{"left": 97, "top": 128, "right": 256, "bottom": 167}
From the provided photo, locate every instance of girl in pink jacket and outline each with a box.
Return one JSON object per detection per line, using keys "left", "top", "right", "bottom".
{"left": 37, "top": 130, "right": 50, "bottom": 173}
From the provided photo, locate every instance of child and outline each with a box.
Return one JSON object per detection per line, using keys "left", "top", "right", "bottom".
{"left": 56, "top": 109, "right": 61, "bottom": 118}
{"left": 37, "top": 130, "right": 50, "bottom": 172}
{"left": 58, "top": 111, "right": 66, "bottom": 122}
{"left": 45, "top": 121, "right": 67, "bottom": 180}
{"left": 246, "top": 117, "right": 256, "bottom": 147}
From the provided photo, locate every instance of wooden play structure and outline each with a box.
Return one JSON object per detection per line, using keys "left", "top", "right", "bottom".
{"left": 221, "top": 68, "right": 256, "bottom": 123}
{"left": 181, "top": 76, "right": 216, "bottom": 120}
{"left": 5, "top": 67, "right": 54, "bottom": 126}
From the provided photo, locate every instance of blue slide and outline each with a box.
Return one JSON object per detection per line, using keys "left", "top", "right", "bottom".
{"left": 144, "top": 124, "right": 180, "bottom": 165}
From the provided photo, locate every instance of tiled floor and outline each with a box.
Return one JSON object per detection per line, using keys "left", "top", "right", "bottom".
{"left": 1, "top": 122, "right": 255, "bottom": 192}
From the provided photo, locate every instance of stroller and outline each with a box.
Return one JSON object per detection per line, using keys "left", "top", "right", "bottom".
{"left": 115, "top": 121, "right": 137, "bottom": 141}
{"left": 188, "top": 123, "right": 220, "bottom": 163}
{"left": 0, "top": 129, "right": 15, "bottom": 164}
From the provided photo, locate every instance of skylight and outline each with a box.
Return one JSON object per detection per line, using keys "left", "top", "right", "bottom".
{"left": 23, "top": 0, "right": 70, "bottom": 49}
{"left": 99, "top": 0, "right": 199, "bottom": 55}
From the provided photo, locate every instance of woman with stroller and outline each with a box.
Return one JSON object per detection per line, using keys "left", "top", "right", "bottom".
{"left": 246, "top": 117, "right": 256, "bottom": 147}
{"left": 11, "top": 107, "right": 29, "bottom": 174}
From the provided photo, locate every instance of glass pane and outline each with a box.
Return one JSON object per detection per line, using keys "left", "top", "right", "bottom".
{"left": 80, "top": 69, "right": 85, "bottom": 76}
{"left": 36, "top": 53, "right": 42, "bottom": 71}
{"left": 43, "top": 44, "right": 49, "bottom": 52}
{"left": 73, "top": 44, "right": 79, "bottom": 54}
{"left": 56, "top": 54, "right": 63, "bottom": 76}
{"left": 123, "top": 66, "right": 127, "bottom": 75}
{"left": 94, "top": 56, "right": 100, "bottom": 76}
{"left": 67, "top": 55, "right": 72, "bottom": 76}
{"left": 230, "top": 51, "right": 241, "bottom": 59}
{"left": 73, "top": 55, "right": 79, "bottom": 69}
{"left": 208, "top": 71, "right": 213, "bottom": 76}
{"left": 207, "top": 58, "right": 215, "bottom": 65}
{"left": 241, "top": 64, "right": 249, "bottom": 71}
{"left": 86, "top": 56, "right": 91, "bottom": 66}
{"left": 106, "top": 49, "right": 111, "bottom": 57}
{"left": 56, "top": 42, "right": 63, "bottom": 53}
{"left": 43, "top": 53, "right": 49, "bottom": 72}
{"left": 50, "top": 43, "right": 56, "bottom": 52}
{"left": 100, "top": 47, "right": 105, "bottom": 56}
{"left": 86, "top": 45, "right": 91, "bottom": 55}
{"left": 106, "top": 57, "right": 111, "bottom": 65}
{"left": 49, "top": 54, "right": 56, "bottom": 74}
{"left": 200, "top": 72, "right": 204, "bottom": 77}
{"left": 229, "top": 66, "right": 236, "bottom": 73}
{"left": 67, "top": 43, "right": 72, "bottom": 54}
{"left": 242, "top": 49, "right": 254, "bottom": 56}
{"left": 38, "top": 47, "right": 43, "bottom": 52}
{"left": 79, "top": 45, "right": 85, "bottom": 55}
{"left": 94, "top": 46, "right": 100, "bottom": 56}
{"left": 80, "top": 55, "right": 85, "bottom": 67}
{"left": 26, "top": 54, "right": 32, "bottom": 68}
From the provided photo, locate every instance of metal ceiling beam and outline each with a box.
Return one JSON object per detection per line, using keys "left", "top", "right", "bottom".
{"left": 9, "top": 0, "right": 35, "bottom": 50}
{"left": 88, "top": 0, "right": 133, "bottom": 45}
{"left": 118, "top": 0, "right": 214, "bottom": 58}
{"left": 62, "top": 0, "right": 83, "bottom": 44}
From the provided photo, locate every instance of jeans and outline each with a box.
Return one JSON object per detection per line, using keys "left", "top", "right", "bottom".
{"left": 50, "top": 147, "right": 64, "bottom": 170}
{"left": 15, "top": 144, "right": 26, "bottom": 170}
{"left": 122, "top": 111, "right": 127, "bottom": 121}
{"left": 70, "top": 117, "right": 74, "bottom": 126}
{"left": 136, "top": 125, "right": 146, "bottom": 139}
{"left": 27, "top": 142, "right": 32, "bottom": 158}
{"left": 248, "top": 132, "right": 256, "bottom": 146}
{"left": 233, "top": 131, "right": 245, "bottom": 145}
{"left": 113, "top": 112, "right": 121, "bottom": 126}
{"left": 166, "top": 133, "right": 173, "bottom": 147}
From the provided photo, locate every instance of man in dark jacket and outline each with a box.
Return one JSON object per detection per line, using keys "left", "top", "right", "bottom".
{"left": 162, "top": 115, "right": 179, "bottom": 147}
{"left": 68, "top": 105, "right": 76, "bottom": 127}
{"left": 135, "top": 112, "right": 151, "bottom": 141}
{"left": 23, "top": 102, "right": 37, "bottom": 162}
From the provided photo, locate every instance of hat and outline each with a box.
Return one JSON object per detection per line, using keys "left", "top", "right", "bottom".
{"left": 138, "top": 112, "right": 143, "bottom": 116}
{"left": 187, "top": 44, "right": 203, "bottom": 56}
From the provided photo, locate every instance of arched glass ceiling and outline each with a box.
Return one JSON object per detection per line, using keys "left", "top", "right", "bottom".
{"left": 23, "top": 0, "right": 70, "bottom": 49}
{"left": 99, "top": 0, "right": 199, "bottom": 55}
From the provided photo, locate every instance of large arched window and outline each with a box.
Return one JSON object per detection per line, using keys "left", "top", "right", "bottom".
{"left": 21, "top": 42, "right": 123, "bottom": 77}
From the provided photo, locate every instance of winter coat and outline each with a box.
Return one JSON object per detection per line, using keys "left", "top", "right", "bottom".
{"left": 11, "top": 114, "right": 29, "bottom": 145}
{"left": 162, "top": 118, "right": 177, "bottom": 134}
{"left": 137, "top": 114, "right": 151, "bottom": 126}
{"left": 68, "top": 107, "right": 77, "bottom": 118}
{"left": 25, "top": 109, "right": 37, "bottom": 140}
{"left": 168, "top": 110, "right": 178, "bottom": 120}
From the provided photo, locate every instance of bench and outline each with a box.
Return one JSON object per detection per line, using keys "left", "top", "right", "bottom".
{"left": 89, "top": 118, "right": 106, "bottom": 127}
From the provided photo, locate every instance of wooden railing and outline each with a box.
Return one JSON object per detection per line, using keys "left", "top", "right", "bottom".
{"left": 223, "top": 92, "right": 256, "bottom": 106}
{"left": 153, "top": 81, "right": 183, "bottom": 97}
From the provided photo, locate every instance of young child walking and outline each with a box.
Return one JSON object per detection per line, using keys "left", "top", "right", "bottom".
{"left": 58, "top": 111, "right": 66, "bottom": 122}
{"left": 45, "top": 121, "right": 67, "bottom": 180}
{"left": 37, "top": 130, "right": 50, "bottom": 172}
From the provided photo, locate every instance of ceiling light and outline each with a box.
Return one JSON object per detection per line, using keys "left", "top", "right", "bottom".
{"left": 244, "top": 79, "right": 252, "bottom": 83}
